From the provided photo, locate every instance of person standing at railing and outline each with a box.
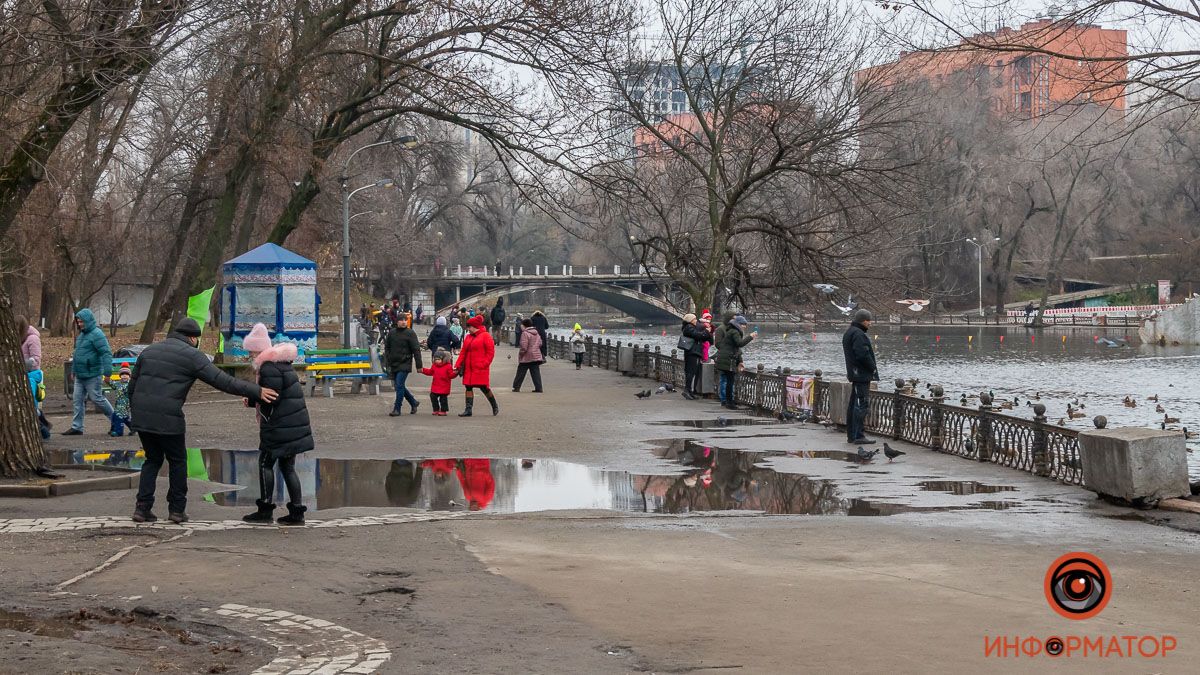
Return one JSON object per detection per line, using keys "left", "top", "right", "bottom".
{"left": 570, "top": 324, "right": 586, "bottom": 370}
{"left": 714, "top": 315, "right": 755, "bottom": 410}
{"left": 841, "top": 309, "right": 879, "bottom": 445}
{"left": 679, "top": 313, "right": 709, "bottom": 400}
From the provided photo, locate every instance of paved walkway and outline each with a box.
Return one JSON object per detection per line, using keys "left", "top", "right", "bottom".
{"left": 4, "top": 342, "right": 1198, "bottom": 673}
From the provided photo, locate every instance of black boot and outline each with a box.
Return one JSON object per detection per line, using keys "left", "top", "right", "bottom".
{"left": 458, "top": 401, "right": 473, "bottom": 417}
{"left": 277, "top": 503, "right": 306, "bottom": 526}
{"left": 131, "top": 503, "right": 157, "bottom": 523}
{"left": 488, "top": 396, "right": 499, "bottom": 416}
{"left": 242, "top": 499, "right": 275, "bottom": 524}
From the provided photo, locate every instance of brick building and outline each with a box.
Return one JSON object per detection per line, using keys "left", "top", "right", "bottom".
{"left": 857, "top": 20, "right": 1128, "bottom": 117}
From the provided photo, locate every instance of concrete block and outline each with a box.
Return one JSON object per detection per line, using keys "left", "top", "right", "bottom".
{"left": 48, "top": 474, "right": 137, "bottom": 496}
{"left": 1078, "top": 427, "right": 1190, "bottom": 503}
{"left": 827, "top": 381, "right": 851, "bottom": 425}
{"left": 0, "top": 484, "right": 50, "bottom": 498}
{"left": 700, "top": 362, "right": 717, "bottom": 395}
{"left": 618, "top": 345, "right": 634, "bottom": 372}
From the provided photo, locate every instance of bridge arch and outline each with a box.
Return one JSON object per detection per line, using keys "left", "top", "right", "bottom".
{"left": 437, "top": 282, "right": 683, "bottom": 323}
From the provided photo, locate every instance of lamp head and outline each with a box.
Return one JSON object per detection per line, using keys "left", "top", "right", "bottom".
{"left": 376, "top": 179, "right": 396, "bottom": 188}
{"left": 395, "top": 135, "right": 419, "bottom": 148}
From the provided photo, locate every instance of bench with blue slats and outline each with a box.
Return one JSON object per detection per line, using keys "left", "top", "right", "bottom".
{"left": 302, "top": 348, "right": 385, "bottom": 397}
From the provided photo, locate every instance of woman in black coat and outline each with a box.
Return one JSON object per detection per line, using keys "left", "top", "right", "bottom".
{"left": 240, "top": 324, "right": 314, "bottom": 525}
{"left": 679, "top": 313, "right": 710, "bottom": 400}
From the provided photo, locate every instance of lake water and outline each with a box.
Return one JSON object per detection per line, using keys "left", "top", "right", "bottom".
{"left": 552, "top": 323, "right": 1200, "bottom": 479}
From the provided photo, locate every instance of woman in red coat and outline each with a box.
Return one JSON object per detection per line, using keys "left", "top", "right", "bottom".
{"left": 453, "top": 315, "right": 498, "bottom": 416}
{"left": 457, "top": 459, "right": 495, "bottom": 511}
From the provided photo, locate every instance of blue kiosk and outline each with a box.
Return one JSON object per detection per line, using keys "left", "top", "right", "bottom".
{"left": 221, "top": 243, "right": 319, "bottom": 357}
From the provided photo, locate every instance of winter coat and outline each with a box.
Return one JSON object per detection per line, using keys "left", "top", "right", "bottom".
{"left": 711, "top": 311, "right": 734, "bottom": 362}
{"left": 71, "top": 308, "right": 112, "bottom": 379}
{"left": 254, "top": 343, "right": 314, "bottom": 458}
{"left": 111, "top": 380, "right": 131, "bottom": 418}
{"left": 842, "top": 322, "right": 879, "bottom": 383}
{"left": 449, "top": 323, "right": 464, "bottom": 341}
{"left": 21, "top": 325, "right": 42, "bottom": 370}
{"left": 714, "top": 324, "right": 754, "bottom": 372}
{"left": 458, "top": 459, "right": 495, "bottom": 511}
{"left": 128, "top": 332, "right": 262, "bottom": 436}
{"left": 530, "top": 312, "right": 549, "bottom": 352}
{"left": 421, "top": 361, "right": 457, "bottom": 395}
{"left": 490, "top": 303, "right": 507, "bottom": 328}
{"left": 680, "top": 322, "right": 709, "bottom": 357}
{"left": 455, "top": 329, "right": 495, "bottom": 387}
{"left": 384, "top": 326, "right": 423, "bottom": 373}
{"left": 518, "top": 326, "right": 544, "bottom": 364}
{"left": 570, "top": 332, "right": 586, "bottom": 354}
{"left": 426, "top": 324, "right": 460, "bottom": 353}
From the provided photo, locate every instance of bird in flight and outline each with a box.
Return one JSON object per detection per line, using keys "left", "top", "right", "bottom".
{"left": 813, "top": 283, "right": 838, "bottom": 294}
{"left": 895, "top": 299, "right": 930, "bottom": 312}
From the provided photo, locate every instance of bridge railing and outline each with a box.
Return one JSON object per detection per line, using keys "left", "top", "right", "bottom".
{"left": 443, "top": 264, "right": 652, "bottom": 278}
{"left": 532, "top": 330, "right": 1084, "bottom": 487}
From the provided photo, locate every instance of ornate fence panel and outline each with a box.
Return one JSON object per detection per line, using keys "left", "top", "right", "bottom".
{"left": 864, "top": 391, "right": 896, "bottom": 438}
{"left": 527, "top": 328, "right": 1087, "bottom": 487}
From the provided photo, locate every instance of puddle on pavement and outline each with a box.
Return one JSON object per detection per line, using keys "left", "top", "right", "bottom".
{"left": 650, "top": 418, "right": 779, "bottom": 430}
{"left": 918, "top": 480, "right": 1017, "bottom": 495}
{"left": 52, "top": 445, "right": 1023, "bottom": 517}
{"left": 0, "top": 608, "right": 81, "bottom": 638}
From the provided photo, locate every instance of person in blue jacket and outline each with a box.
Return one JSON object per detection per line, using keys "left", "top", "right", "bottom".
{"left": 63, "top": 308, "right": 114, "bottom": 435}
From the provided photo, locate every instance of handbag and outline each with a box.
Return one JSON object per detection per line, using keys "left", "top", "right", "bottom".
{"left": 677, "top": 334, "right": 696, "bottom": 352}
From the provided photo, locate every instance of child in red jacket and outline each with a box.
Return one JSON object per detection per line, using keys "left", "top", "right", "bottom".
{"left": 421, "top": 349, "right": 457, "bottom": 416}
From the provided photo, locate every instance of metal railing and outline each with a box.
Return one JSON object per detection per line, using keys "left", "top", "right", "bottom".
{"left": 526, "top": 328, "right": 1085, "bottom": 487}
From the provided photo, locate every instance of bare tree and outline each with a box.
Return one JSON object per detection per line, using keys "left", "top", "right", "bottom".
{"left": 565, "top": 0, "right": 910, "bottom": 313}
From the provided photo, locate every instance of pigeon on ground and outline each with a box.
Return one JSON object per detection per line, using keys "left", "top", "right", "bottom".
{"left": 717, "top": 417, "right": 729, "bottom": 427}
{"left": 663, "top": 383, "right": 676, "bottom": 392}
{"left": 857, "top": 447, "right": 878, "bottom": 462}
{"left": 635, "top": 390, "right": 651, "bottom": 399}
{"left": 883, "top": 443, "right": 905, "bottom": 462}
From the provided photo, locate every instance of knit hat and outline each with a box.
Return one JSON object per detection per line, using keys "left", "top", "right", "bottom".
{"left": 119, "top": 366, "right": 132, "bottom": 376}
{"left": 173, "top": 318, "right": 202, "bottom": 338}
{"left": 853, "top": 309, "right": 873, "bottom": 323}
{"left": 452, "top": 316, "right": 460, "bottom": 324}
{"left": 434, "top": 348, "right": 449, "bottom": 361}
{"left": 732, "top": 315, "right": 749, "bottom": 327}
{"left": 683, "top": 313, "right": 697, "bottom": 323}
{"left": 436, "top": 316, "right": 447, "bottom": 326}
{"left": 243, "top": 323, "right": 272, "bottom": 352}
{"left": 701, "top": 309, "right": 712, "bottom": 321}
{"left": 573, "top": 323, "right": 582, "bottom": 331}
{"left": 467, "top": 315, "right": 485, "bottom": 329}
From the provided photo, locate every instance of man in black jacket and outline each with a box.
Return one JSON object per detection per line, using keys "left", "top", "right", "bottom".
{"left": 841, "top": 309, "right": 879, "bottom": 445}
{"left": 385, "top": 317, "right": 423, "bottom": 416}
{"left": 128, "top": 318, "right": 277, "bottom": 523}
{"left": 490, "top": 298, "right": 507, "bottom": 341}
{"left": 530, "top": 310, "right": 550, "bottom": 360}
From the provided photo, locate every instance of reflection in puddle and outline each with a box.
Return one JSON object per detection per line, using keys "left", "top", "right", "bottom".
{"left": 918, "top": 480, "right": 1016, "bottom": 495}
{"left": 52, "top": 446, "right": 1021, "bottom": 517}
{"left": 650, "top": 418, "right": 779, "bottom": 430}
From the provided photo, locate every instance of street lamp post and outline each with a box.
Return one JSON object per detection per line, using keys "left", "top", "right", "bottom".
{"left": 339, "top": 135, "right": 417, "bottom": 348}
{"left": 966, "top": 237, "right": 1000, "bottom": 317}
{"left": 343, "top": 179, "right": 394, "bottom": 347}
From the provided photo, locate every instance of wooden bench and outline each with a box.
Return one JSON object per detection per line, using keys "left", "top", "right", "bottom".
{"left": 303, "top": 347, "right": 385, "bottom": 397}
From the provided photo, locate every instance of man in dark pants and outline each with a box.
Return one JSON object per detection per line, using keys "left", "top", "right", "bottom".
{"left": 842, "top": 309, "right": 879, "bottom": 445}
{"left": 127, "top": 319, "right": 277, "bottom": 523}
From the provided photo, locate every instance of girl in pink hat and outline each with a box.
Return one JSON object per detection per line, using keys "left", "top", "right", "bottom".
{"left": 240, "top": 323, "right": 313, "bottom": 525}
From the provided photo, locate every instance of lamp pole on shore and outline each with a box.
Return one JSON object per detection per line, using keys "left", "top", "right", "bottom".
{"left": 966, "top": 237, "right": 1000, "bottom": 317}
{"left": 339, "top": 136, "right": 418, "bottom": 347}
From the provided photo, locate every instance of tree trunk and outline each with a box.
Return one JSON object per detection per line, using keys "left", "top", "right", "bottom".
{"left": 266, "top": 171, "right": 322, "bottom": 245}
{"left": 0, "top": 0, "right": 188, "bottom": 241}
{"left": 0, "top": 287, "right": 46, "bottom": 477}
{"left": 234, "top": 172, "right": 267, "bottom": 255}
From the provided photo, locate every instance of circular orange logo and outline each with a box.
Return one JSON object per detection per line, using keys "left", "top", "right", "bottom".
{"left": 1044, "top": 552, "right": 1111, "bottom": 620}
